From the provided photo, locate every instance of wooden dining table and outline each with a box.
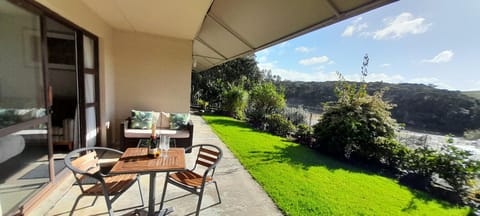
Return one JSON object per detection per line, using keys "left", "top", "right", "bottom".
{"left": 110, "top": 147, "right": 186, "bottom": 216}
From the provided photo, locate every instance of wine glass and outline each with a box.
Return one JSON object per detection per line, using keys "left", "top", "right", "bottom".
{"left": 160, "top": 135, "right": 170, "bottom": 158}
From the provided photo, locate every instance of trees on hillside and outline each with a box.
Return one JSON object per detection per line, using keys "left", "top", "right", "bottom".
{"left": 191, "top": 55, "right": 263, "bottom": 106}
{"left": 281, "top": 81, "right": 480, "bottom": 134}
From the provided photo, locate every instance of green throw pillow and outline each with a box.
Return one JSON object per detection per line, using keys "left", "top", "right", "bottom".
{"left": 130, "top": 110, "right": 154, "bottom": 129}
{"left": 169, "top": 113, "right": 190, "bottom": 129}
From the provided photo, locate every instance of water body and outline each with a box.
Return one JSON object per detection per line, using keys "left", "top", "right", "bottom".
{"left": 398, "top": 130, "right": 480, "bottom": 160}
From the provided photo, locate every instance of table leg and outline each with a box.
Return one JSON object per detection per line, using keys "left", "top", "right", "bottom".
{"left": 148, "top": 172, "right": 156, "bottom": 216}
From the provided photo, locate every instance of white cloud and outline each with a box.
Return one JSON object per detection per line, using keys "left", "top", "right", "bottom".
{"left": 257, "top": 55, "right": 267, "bottom": 63}
{"left": 257, "top": 61, "right": 275, "bottom": 71}
{"left": 366, "top": 73, "right": 405, "bottom": 83}
{"left": 342, "top": 17, "right": 368, "bottom": 37}
{"left": 278, "top": 41, "right": 288, "bottom": 47}
{"left": 258, "top": 59, "right": 407, "bottom": 84}
{"left": 295, "top": 46, "right": 314, "bottom": 53}
{"left": 373, "top": 12, "right": 431, "bottom": 40}
{"left": 299, "top": 56, "right": 329, "bottom": 65}
{"left": 380, "top": 63, "right": 391, "bottom": 68}
{"left": 328, "top": 60, "right": 335, "bottom": 65}
{"left": 422, "top": 50, "right": 454, "bottom": 63}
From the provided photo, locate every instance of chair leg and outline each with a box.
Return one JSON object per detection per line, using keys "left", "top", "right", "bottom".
{"left": 70, "top": 194, "right": 84, "bottom": 216}
{"left": 137, "top": 178, "right": 145, "bottom": 206}
{"left": 213, "top": 181, "right": 222, "bottom": 204}
{"left": 91, "top": 195, "right": 98, "bottom": 206}
{"left": 196, "top": 187, "right": 206, "bottom": 216}
{"left": 100, "top": 186, "right": 114, "bottom": 216}
{"left": 160, "top": 172, "right": 170, "bottom": 210}
{"left": 103, "top": 193, "right": 114, "bottom": 216}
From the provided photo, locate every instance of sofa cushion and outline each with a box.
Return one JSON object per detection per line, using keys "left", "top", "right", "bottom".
{"left": 124, "top": 128, "right": 190, "bottom": 139}
{"left": 157, "top": 112, "right": 170, "bottom": 129}
{"left": 169, "top": 113, "right": 190, "bottom": 129}
{"left": 130, "top": 110, "right": 154, "bottom": 129}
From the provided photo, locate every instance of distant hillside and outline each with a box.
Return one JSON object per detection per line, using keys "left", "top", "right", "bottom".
{"left": 463, "top": 91, "right": 480, "bottom": 100}
{"left": 281, "top": 81, "right": 480, "bottom": 135}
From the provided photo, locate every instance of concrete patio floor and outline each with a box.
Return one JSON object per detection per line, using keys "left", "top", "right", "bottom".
{"left": 36, "top": 114, "right": 282, "bottom": 216}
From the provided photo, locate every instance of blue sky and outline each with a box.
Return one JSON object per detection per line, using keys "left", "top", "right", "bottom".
{"left": 255, "top": 0, "right": 480, "bottom": 91}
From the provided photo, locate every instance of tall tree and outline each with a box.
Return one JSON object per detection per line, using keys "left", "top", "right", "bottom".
{"left": 191, "top": 55, "right": 263, "bottom": 106}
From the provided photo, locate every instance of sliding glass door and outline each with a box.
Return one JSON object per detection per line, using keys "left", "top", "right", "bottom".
{"left": 0, "top": 0, "right": 49, "bottom": 214}
{"left": 0, "top": 0, "right": 100, "bottom": 214}
{"left": 78, "top": 33, "right": 100, "bottom": 148}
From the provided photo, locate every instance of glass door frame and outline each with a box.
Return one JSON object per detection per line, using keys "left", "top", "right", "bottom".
{"left": 3, "top": 0, "right": 101, "bottom": 214}
{"left": 76, "top": 32, "right": 100, "bottom": 148}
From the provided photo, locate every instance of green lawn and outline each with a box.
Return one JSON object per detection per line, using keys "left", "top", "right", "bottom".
{"left": 203, "top": 115, "right": 471, "bottom": 216}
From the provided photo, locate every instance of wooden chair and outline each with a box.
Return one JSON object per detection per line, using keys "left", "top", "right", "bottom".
{"left": 160, "top": 144, "right": 223, "bottom": 216}
{"left": 64, "top": 147, "right": 144, "bottom": 216}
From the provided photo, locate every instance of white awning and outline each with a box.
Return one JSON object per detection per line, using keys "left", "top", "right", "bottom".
{"left": 81, "top": 0, "right": 396, "bottom": 72}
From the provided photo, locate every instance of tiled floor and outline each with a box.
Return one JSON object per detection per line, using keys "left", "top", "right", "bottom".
{"left": 38, "top": 114, "right": 282, "bottom": 216}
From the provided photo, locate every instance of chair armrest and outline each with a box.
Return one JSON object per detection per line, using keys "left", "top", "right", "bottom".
{"left": 187, "top": 120, "right": 194, "bottom": 136}
{"left": 123, "top": 119, "right": 129, "bottom": 131}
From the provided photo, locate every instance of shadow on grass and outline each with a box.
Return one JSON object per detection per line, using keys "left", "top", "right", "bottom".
{"left": 247, "top": 143, "right": 369, "bottom": 174}
{"left": 250, "top": 142, "right": 468, "bottom": 212}
{"left": 205, "top": 115, "right": 471, "bottom": 213}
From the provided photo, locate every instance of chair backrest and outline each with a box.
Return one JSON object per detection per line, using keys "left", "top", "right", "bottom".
{"left": 64, "top": 147, "right": 124, "bottom": 185}
{"left": 71, "top": 151, "right": 100, "bottom": 180}
{"left": 188, "top": 144, "right": 223, "bottom": 177}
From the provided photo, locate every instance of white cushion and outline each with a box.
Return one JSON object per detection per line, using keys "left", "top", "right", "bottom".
{"left": 124, "top": 128, "right": 190, "bottom": 139}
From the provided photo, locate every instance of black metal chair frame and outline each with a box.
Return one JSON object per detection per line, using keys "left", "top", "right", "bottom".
{"left": 64, "top": 147, "right": 144, "bottom": 216}
{"left": 160, "top": 144, "right": 223, "bottom": 216}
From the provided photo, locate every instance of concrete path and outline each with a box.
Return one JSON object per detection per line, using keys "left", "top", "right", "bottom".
{"left": 40, "top": 114, "right": 282, "bottom": 216}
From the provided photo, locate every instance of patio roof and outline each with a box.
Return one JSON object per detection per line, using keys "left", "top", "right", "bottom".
{"left": 80, "top": 0, "right": 396, "bottom": 72}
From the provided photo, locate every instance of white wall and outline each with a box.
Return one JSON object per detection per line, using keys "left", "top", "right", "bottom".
{"left": 35, "top": 0, "right": 193, "bottom": 145}
{"left": 113, "top": 30, "right": 192, "bottom": 140}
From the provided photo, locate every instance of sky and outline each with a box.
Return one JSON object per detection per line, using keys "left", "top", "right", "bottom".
{"left": 255, "top": 0, "right": 480, "bottom": 91}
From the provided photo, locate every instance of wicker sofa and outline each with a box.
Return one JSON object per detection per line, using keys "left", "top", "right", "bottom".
{"left": 120, "top": 116, "right": 194, "bottom": 152}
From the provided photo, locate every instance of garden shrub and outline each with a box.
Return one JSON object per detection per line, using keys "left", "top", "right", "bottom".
{"left": 265, "top": 114, "right": 295, "bottom": 137}
{"left": 295, "top": 124, "right": 314, "bottom": 146}
{"left": 221, "top": 85, "right": 248, "bottom": 119}
{"left": 373, "top": 137, "right": 411, "bottom": 168}
{"left": 434, "top": 145, "right": 480, "bottom": 196}
{"left": 247, "top": 82, "right": 286, "bottom": 127}
{"left": 402, "top": 145, "right": 480, "bottom": 203}
{"left": 403, "top": 146, "right": 439, "bottom": 178}
{"left": 313, "top": 73, "right": 399, "bottom": 164}
{"left": 196, "top": 98, "right": 209, "bottom": 111}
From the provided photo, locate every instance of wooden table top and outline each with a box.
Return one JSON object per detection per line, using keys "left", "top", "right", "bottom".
{"left": 110, "top": 148, "right": 186, "bottom": 174}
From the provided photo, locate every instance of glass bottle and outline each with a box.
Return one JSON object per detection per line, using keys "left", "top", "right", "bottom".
{"left": 148, "top": 123, "right": 158, "bottom": 157}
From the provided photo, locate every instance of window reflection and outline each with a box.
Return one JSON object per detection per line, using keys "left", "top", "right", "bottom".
{"left": 0, "top": 0, "right": 46, "bottom": 129}
{"left": 0, "top": 124, "right": 49, "bottom": 215}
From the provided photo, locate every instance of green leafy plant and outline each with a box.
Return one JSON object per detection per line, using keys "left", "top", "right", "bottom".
{"left": 313, "top": 55, "right": 399, "bottom": 164}
{"left": 435, "top": 145, "right": 480, "bottom": 195}
{"left": 247, "top": 82, "right": 286, "bottom": 127}
{"left": 295, "top": 124, "right": 314, "bottom": 146}
{"left": 196, "top": 98, "right": 209, "bottom": 111}
{"left": 221, "top": 85, "right": 249, "bottom": 119}
{"left": 402, "top": 145, "right": 480, "bottom": 203}
{"left": 265, "top": 114, "right": 295, "bottom": 137}
{"left": 445, "top": 134, "right": 455, "bottom": 144}
{"left": 404, "top": 146, "right": 439, "bottom": 178}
